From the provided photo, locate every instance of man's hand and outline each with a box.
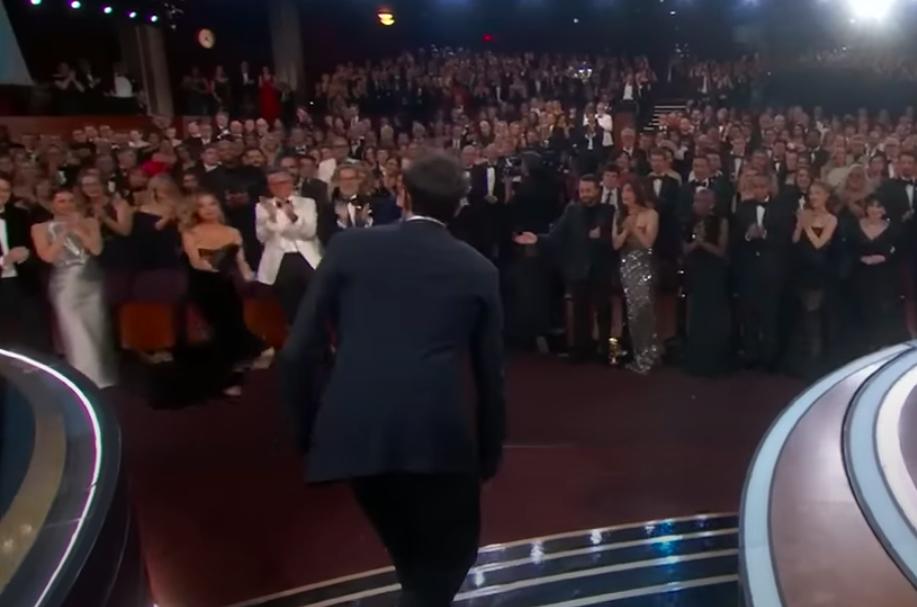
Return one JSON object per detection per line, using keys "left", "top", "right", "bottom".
{"left": 588, "top": 226, "right": 600, "bottom": 239}
{"left": 904, "top": 209, "right": 914, "bottom": 222}
{"left": 513, "top": 232, "right": 537, "bottom": 245}
{"left": 282, "top": 200, "right": 298, "bottom": 222}
{"left": 259, "top": 197, "right": 277, "bottom": 221}
{"left": 6, "top": 247, "right": 29, "bottom": 265}
{"left": 335, "top": 203, "right": 350, "bottom": 226}
{"left": 746, "top": 224, "right": 762, "bottom": 239}
{"left": 485, "top": 194, "right": 498, "bottom": 204}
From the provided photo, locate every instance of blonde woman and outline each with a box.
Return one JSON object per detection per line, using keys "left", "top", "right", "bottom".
{"left": 182, "top": 192, "right": 272, "bottom": 397}
{"left": 835, "top": 163, "right": 874, "bottom": 219}
{"left": 76, "top": 170, "right": 135, "bottom": 305}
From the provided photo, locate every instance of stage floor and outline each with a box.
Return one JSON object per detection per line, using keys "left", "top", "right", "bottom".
{"left": 109, "top": 354, "right": 802, "bottom": 607}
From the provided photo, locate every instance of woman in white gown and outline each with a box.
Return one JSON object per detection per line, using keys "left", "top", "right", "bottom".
{"left": 31, "top": 189, "right": 118, "bottom": 388}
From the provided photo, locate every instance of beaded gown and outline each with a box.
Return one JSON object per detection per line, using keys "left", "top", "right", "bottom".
{"left": 619, "top": 233, "right": 661, "bottom": 374}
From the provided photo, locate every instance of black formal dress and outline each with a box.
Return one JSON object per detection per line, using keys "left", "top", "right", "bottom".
{"left": 850, "top": 222, "right": 908, "bottom": 353}
{"left": 279, "top": 218, "right": 505, "bottom": 607}
{"left": 784, "top": 222, "right": 838, "bottom": 378}
{"left": 682, "top": 216, "right": 732, "bottom": 376}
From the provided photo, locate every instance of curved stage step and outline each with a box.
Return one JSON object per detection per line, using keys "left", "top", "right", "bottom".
{"left": 227, "top": 514, "right": 740, "bottom": 607}
{"left": 741, "top": 342, "right": 917, "bottom": 607}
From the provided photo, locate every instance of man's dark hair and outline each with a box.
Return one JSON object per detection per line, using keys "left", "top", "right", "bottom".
{"left": 278, "top": 153, "right": 301, "bottom": 164}
{"left": 579, "top": 174, "right": 600, "bottom": 188}
{"left": 602, "top": 164, "right": 620, "bottom": 176}
{"left": 649, "top": 147, "right": 668, "bottom": 161}
{"left": 901, "top": 150, "right": 916, "bottom": 161}
{"left": 403, "top": 152, "right": 467, "bottom": 223}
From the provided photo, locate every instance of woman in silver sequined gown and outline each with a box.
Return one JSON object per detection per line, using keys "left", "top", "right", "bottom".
{"left": 31, "top": 190, "right": 118, "bottom": 388}
{"left": 612, "top": 182, "right": 662, "bottom": 374}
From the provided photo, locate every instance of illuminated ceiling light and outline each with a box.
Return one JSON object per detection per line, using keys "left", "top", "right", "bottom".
{"left": 128, "top": 10, "right": 136, "bottom": 17}
{"left": 29, "top": 0, "right": 41, "bottom": 5}
{"left": 377, "top": 8, "right": 395, "bottom": 26}
{"left": 149, "top": 14, "right": 158, "bottom": 22}
{"left": 847, "top": 0, "right": 896, "bottom": 21}
{"left": 102, "top": 5, "right": 112, "bottom": 13}
{"left": 69, "top": 0, "right": 81, "bottom": 8}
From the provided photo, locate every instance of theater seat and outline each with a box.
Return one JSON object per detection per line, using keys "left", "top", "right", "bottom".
{"left": 243, "top": 298, "right": 287, "bottom": 349}
{"left": 118, "top": 302, "right": 177, "bottom": 352}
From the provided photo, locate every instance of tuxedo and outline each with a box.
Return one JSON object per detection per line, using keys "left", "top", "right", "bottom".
{"left": 0, "top": 204, "right": 50, "bottom": 351}
{"left": 318, "top": 194, "right": 380, "bottom": 248}
{"left": 255, "top": 195, "right": 322, "bottom": 322}
{"left": 467, "top": 162, "right": 510, "bottom": 261}
{"left": 733, "top": 198, "right": 795, "bottom": 367}
{"left": 647, "top": 173, "right": 681, "bottom": 261}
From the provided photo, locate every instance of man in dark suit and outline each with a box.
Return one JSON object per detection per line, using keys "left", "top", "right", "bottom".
{"left": 733, "top": 174, "right": 795, "bottom": 370}
{"left": 514, "top": 174, "right": 616, "bottom": 363}
{"left": 0, "top": 185, "right": 51, "bottom": 352}
{"left": 279, "top": 152, "right": 506, "bottom": 607}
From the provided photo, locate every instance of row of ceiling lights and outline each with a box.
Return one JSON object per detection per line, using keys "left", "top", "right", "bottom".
{"left": 26, "top": 0, "right": 159, "bottom": 21}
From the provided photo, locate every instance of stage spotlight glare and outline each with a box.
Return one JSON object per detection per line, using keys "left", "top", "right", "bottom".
{"left": 70, "top": 1, "right": 81, "bottom": 8}
{"left": 128, "top": 10, "right": 136, "bottom": 17}
{"left": 30, "top": 0, "right": 42, "bottom": 5}
{"left": 150, "top": 14, "right": 158, "bottom": 22}
{"left": 847, "top": 0, "right": 895, "bottom": 21}
{"left": 103, "top": 5, "right": 112, "bottom": 13}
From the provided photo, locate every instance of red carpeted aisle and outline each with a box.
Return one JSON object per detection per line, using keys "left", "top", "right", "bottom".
{"left": 109, "top": 355, "right": 802, "bottom": 607}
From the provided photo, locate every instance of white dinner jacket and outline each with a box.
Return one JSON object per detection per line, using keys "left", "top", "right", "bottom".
{"left": 255, "top": 195, "right": 322, "bottom": 285}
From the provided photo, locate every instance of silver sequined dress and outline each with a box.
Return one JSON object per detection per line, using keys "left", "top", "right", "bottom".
{"left": 620, "top": 239, "right": 661, "bottom": 374}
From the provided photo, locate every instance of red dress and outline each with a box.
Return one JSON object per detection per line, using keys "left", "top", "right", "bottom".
{"left": 258, "top": 74, "right": 280, "bottom": 124}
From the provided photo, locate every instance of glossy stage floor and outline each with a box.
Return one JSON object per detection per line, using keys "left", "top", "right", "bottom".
{"left": 110, "top": 355, "right": 804, "bottom": 607}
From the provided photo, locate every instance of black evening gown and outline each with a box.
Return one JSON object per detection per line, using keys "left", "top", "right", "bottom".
{"left": 851, "top": 224, "right": 909, "bottom": 354}
{"left": 784, "top": 225, "right": 837, "bottom": 378}
{"left": 682, "top": 217, "right": 733, "bottom": 376}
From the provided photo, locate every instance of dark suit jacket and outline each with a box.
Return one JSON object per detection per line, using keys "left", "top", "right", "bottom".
{"left": 279, "top": 219, "right": 506, "bottom": 482}
{"left": 732, "top": 198, "right": 795, "bottom": 280}
{"left": 538, "top": 201, "right": 616, "bottom": 283}
{"left": 2, "top": 204, "right": 44, "bottom": 295}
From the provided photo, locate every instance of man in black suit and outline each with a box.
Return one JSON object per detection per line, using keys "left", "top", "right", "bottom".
{"left": 733, "top": 174, "right": 795, "bottom": 370}
{"left": 0, "top": 182, "right": 50, "bottom": 352}
{"left": 514, "top": 174, "right": 616, "bottom": 363}
{"left": 279, "top": 152, "right": 506, "bottom": 607}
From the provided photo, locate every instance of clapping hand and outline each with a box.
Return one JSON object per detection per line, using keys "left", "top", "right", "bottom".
{"left": 513, "top": 232, "right": 538, "bottom": 245}
{"left": 905, "top": 210, "right": 914, "bottom": 222}
{"left": 588, "top": 226, "right": 601, "bottom": 239}
{"left": 746, "top": 224, "right": 763, "bottom": 239}
{"left": 3, "top": 247, "right": 29, "bottom": 267}
{"left": 259, "top": 196, "right": 277, "bottom": 220}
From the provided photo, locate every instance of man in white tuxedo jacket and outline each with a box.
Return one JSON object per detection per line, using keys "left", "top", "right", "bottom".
{"left": 256, "top": 168, "right": 323, "bottom": 324}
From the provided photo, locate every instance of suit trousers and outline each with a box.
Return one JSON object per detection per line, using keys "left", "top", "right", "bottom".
{"left": 0, "top": 279, "right": 52, "bottom": 354}
{"left": 351, "top": 473, "right": 481, "bottom": 607}
{"left": 569, "top": 275, "right": 612, "bottom": 357}
{"left": 273, "top": 253, "right": 315, "bottom": 324}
